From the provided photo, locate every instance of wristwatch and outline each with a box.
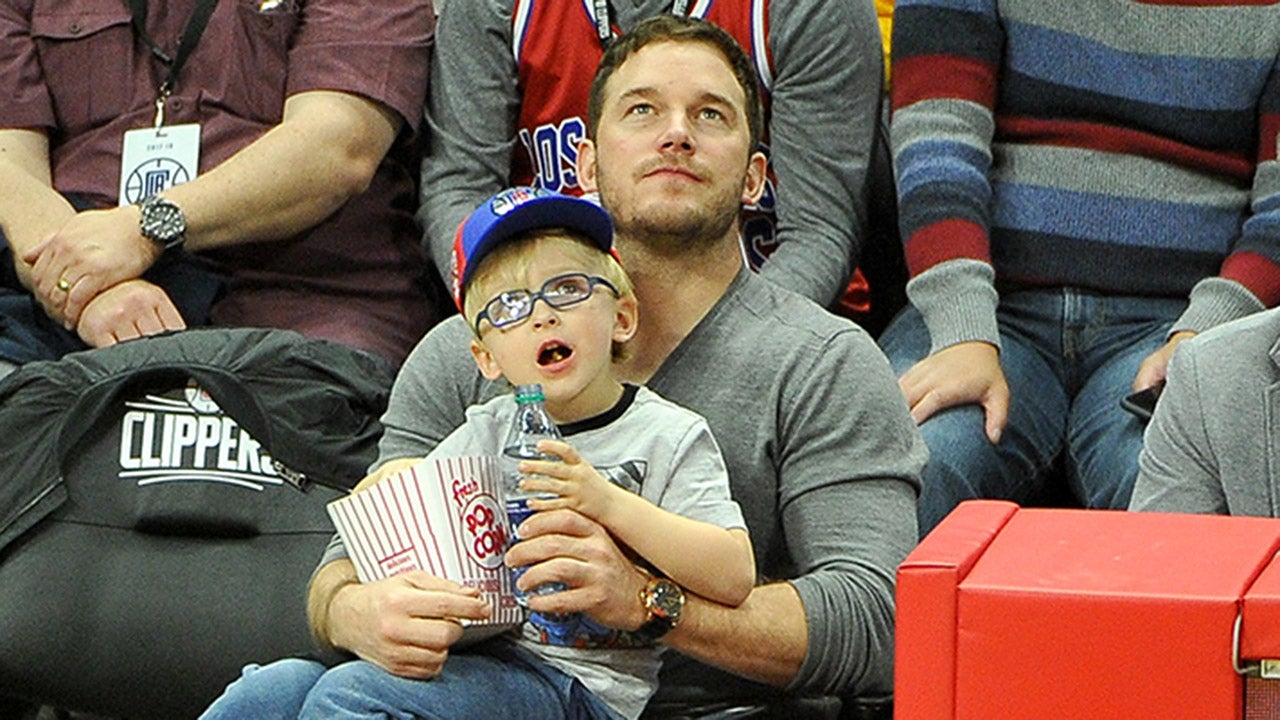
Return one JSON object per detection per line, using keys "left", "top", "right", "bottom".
{"left": 635, "top": 576, "right": 685, "bottom": 641}
{"left": 138, "top": 194, "right": 187, "bottom": 250}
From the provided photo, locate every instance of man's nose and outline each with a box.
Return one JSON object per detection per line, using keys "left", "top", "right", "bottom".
{"left": 658, "top": 115, "right": 695, "bottom": 153}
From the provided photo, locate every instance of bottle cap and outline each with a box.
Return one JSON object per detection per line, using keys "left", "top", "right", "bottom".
{"left": 514, "top": 384, "right": 545, "bottom": 403}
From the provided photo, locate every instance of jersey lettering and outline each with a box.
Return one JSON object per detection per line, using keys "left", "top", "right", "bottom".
{"left": 518, "top": 117, "right": 586, "bottom": 192}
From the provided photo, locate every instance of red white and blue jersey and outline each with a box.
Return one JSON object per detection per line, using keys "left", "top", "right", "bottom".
{"left": 511, "top": 0, "right": 782, "bottom": 269}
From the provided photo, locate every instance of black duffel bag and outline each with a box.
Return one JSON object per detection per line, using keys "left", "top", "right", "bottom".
{"left": 0, "top": 328, "right": 393, "bottom": 719}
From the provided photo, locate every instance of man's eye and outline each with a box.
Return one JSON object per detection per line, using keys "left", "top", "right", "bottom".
{"left": 700, "top": 107, "right": 725, "bottom": 121}
{"left": 628, "top": 103, "right": 654, "bottom": 116}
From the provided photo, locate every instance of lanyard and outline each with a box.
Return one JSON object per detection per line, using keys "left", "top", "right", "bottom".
{"left": 126, "top": 0, "right": 220, "bottom": 126}
{"left": 592, "top": 0, "right": 692, "bottom": 49}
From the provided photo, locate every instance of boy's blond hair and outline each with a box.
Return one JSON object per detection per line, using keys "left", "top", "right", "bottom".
{"left": 464, "top": 229, "right": 635, "bottom": 360}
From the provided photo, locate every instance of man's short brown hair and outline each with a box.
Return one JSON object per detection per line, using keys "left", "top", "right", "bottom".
{"left": 586, "top": 15, "right": 764, "bottom": 153}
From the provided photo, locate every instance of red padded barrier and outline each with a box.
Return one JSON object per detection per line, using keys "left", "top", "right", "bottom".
{"left": 896, "top": 502, "right": 1280, "bottom": 720}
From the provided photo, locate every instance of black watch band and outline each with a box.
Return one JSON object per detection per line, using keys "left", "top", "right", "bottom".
{"left": 634, "top": 613, "right": 675, "bottom": 642}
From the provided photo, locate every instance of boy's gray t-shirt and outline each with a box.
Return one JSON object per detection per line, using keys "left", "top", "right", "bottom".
{"left": 325, "top": 385, "right": 743, "bottom": 719}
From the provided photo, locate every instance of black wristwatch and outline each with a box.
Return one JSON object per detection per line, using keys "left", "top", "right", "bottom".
{"left": 634, "top": 576, "right": 685, "bottom": 641}
{"left": 138, "top": 194, "right": 187, "bottom": 250}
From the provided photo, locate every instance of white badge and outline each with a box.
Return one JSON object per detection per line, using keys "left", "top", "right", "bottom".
{"left": 119, "top": 124, "right": 201, "bottom": 206}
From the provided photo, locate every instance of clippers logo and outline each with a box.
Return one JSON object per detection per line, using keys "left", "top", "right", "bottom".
{"left": 117, "top": 381, "right": 281, "bottom": 491}
{"left": 122, "top": 157, "right": 192, "bottom": 205}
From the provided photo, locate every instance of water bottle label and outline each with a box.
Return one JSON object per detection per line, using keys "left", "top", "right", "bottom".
{"left": 527, "top": 609, "right": 619, "bottom": 648}
{"left": 505, "top": 497, "right": 538, "bottom": 540}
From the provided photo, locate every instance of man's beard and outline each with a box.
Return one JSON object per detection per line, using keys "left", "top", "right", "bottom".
{"left": 598, "top": 169, "right": 742, "bottom": 256}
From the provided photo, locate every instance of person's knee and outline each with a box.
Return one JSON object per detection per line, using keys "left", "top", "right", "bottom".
{"left": 916, "top": 405, "right": 1044, "bottom": 534}
{"left": 918, "top": 407, "right": 997, "bottom": 479}
{"left": 200, "top": 659, "right": 325, "bottom": 720}
{"left": 302, "top": 660, "right": 402, "bottom": 716}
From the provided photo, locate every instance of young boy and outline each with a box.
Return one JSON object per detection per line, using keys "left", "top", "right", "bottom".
{"left": 199, "top": 187, "right": 753, "bottom": 720}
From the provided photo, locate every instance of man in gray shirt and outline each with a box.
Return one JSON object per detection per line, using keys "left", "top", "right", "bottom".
{"left": 418, "top": 0, "right": 884, "bottom": 312}
{"left": 311, "top": 16, "right": 924, "bottom": 717}
{"left": 1129, "top": 307, "right": 1280, "bottom": 517}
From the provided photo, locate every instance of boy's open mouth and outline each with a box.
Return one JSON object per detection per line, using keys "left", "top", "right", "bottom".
{"left": 538, "top": 342, "right": 573, "bottom": 366}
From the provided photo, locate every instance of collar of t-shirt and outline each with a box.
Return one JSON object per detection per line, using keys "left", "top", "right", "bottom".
{"left": 558, "top": 383, "right": 640, "bottom": 436}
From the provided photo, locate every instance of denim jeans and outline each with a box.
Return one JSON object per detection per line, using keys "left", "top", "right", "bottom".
{"left": 878, "top": 288, "right": 1186, "bottom": 536}
{"left": 198, "top": 642, "right": 623, "bottom": 720}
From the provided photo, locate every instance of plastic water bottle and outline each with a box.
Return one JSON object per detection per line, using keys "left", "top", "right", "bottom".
{"left": 501, "top": 384, "right": 569, "bottom": 606}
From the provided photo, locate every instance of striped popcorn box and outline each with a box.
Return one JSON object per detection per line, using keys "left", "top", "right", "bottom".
{"left": 327, "top": 456, "right": 523, "bottom": 641}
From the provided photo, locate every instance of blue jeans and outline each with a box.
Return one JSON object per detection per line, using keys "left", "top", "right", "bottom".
{"left": 198, "top": 641, "right": 623, "bottom": 720}
{"left": 878, "top": 288, "right": 1185, "bottom": 536}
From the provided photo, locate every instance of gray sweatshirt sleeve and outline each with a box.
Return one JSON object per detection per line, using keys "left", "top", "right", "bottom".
{"left": 759, "top": 0, "right": 882, "bottom": 306}
{"left": 418, "top": 0, "right": 521, "bottom": 281}
{"left": 778, "top": 329, "right": 926, "bottom": 696}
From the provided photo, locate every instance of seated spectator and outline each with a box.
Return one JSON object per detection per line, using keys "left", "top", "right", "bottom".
{"left": 882, "top": 0, "right": 1280, "bottom": 536}
{"left": 1129, "top": 307, "right": 1280, "bottom": 516}
{"left": 200, "top": 186, "right": 756, "bottom": 720}
{"left": 0, "top": 0, "right": 441, "bottom": 372}
{"left": 417, "top": 0, "right": 885, "bottom": 317}
{"left": 309, "top": 16, "right": 924, "bottom": 717}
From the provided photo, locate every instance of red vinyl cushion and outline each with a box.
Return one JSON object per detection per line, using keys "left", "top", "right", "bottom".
{"left": 897, "top": 501, "right": 1280, "bottom": 720}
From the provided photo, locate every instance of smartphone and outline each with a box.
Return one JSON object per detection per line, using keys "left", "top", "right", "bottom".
{"left": 1120, "top": 381, "right": 1165, "bottom": 422}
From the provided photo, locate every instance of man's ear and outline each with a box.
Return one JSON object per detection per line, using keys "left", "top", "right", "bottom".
{"left": 613, "top": 294, "right": 639, "bottom": 344}
{"left": 740, "top": 149, "right": 768, "bottom": 206}
{"left": 470, "top": 338, "right": 505, "bottom": 381}
{"left": 577, "top": 138, "right": 599, "bottom": 194}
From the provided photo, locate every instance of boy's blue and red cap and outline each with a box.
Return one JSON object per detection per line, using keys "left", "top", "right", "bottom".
{"left": 451, "top": 187, "right": 616, "bottom": 311}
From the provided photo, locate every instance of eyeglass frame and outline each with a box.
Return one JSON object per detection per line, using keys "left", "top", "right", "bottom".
{"left": 472, "top": 271, "right": 621, "bottom": 334}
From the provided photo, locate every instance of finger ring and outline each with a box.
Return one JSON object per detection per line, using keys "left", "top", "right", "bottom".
{"left": 56, "top": 277, "right": 72, "bottom": 292}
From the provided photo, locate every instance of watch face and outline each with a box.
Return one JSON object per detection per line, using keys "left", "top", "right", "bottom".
{"left": 142, "top": 197, "right": 186, "bottom": 245}
{"left": 648, "top": 579, "right": 685, "bottom": 621}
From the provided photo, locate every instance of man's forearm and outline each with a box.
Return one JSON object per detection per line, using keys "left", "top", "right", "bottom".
{"left": 164, "top": 91, "right": 401, "bottom": 253}
{"left": 0, "top": 130, "right": 75, "bottom": 283}
{"left": 663, "top": 581, "right": 807, "bottom": 688}
{"left": 0, "top": 174, "right": 73, "bottom": 289}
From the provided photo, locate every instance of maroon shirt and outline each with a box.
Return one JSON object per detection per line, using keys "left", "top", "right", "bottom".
{"left": 0, "top": 0, "right": 439, "bottom": 364}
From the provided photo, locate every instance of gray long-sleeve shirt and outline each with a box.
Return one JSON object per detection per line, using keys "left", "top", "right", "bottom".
{"left": 373, "top": 269, "right": 925, "bottom": 704}
{"left": 417, "top": 0, "right": 884, "bottom": 308}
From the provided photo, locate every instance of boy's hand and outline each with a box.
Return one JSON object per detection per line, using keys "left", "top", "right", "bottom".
{"left": 521, "top": 439, "right": 622, "bottom": 525}
{"left": 352, "top": 457, "right": 422, "bottom": 493}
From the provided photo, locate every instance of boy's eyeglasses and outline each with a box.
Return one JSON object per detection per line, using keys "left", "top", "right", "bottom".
{"left": 474, "top": 272, "right": 620, "bottom": 333}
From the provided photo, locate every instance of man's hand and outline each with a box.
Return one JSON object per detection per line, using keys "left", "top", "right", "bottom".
{"left": 505, "top": 509, "right": 650, "bottom": 631}
{"left": 75, "top": 279, "right": 186, "bottom": 348}
{"left": 521, "top": 440, "right": 624, "bottom": 524}
{"left": 1132, "top": 330, "right": 1196, "bottom": 391}
{"left": 323, "top": 570, "right": 492, "bottom": 679}
{"left": 898, "top": 340, "right": 1009, "bottom": 443}
{"left": 24, "top": 205, "right": 159, "bottom": 328}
